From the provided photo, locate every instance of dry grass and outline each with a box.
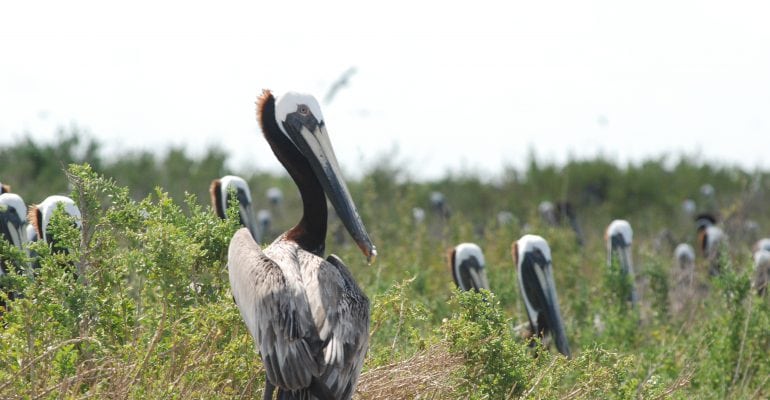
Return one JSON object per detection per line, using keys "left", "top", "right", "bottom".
{"left": 355, "top": 342, "right": 464, "bottom": 399}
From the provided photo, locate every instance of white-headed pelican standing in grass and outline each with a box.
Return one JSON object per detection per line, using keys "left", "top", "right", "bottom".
{"left": 27, "top": 195, "right": 82, "bottom": 249}
{"left": 605, "top": 219, "right": 638, "bottom": 306}
{"left": 228, "top": 90, "right": 376, "bottom": 400}
{"left": 512, "top": 234, "right": 571, "bottom": 357}
{"left": 210, "top": 175, "right": 261, "bottom": 243}
{"left": 695, "top": 213, "right": 726, "bottom": 276}
{"left": 448, "top": 242, "right": 490, "bottom": 292}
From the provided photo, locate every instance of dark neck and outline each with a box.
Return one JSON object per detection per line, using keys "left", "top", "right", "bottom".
{"left": 260, "top": 94, "right": 327, "bottom": 255}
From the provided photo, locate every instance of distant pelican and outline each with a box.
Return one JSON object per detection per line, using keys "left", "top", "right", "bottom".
{"left": 411, "top": 207, "right": 425, "bottom": 224}
{"left": 696, "top": 214, "right": 725, "bottom": 275}
{"left": 448, "top": 242, "right": 489, "bottom": 292}
{"left": 27, "top": 195, "right": 82, "bottom": 248}
{"left": 0, "top": 193, "right": 28, "bottom": 256}
{"left": 670, "top": 243, "right": 696, "bottom": 314}
{"left": 538, "top": 201, "right": 557, "bottom": 226}
{"left": 266, "top": 187, "right": 284, "bottom": 207}
{"left": 257, "top": 209, "right": 272, "bottom": 240}
{"left": 539, "top": 201, "right": 584, "bottom": 246}
{"left": 754, "top": 250, "right": 770, "bottom": 297}
{"left": 429, "top": 191, "right": 450, "bottom": 219}
{"left": 512, "top": 234, "right": 571, "bottom": 357}
{"left": 674, "top": 244, "right": 696, "bottom": 283}
{"left": 0, "top": 193, "right": 28, "bottom": 311}
{"left": 228, "top": 90, "right": 376, "bottom": 400}
{"left": 210, "top": 175, "right": 261, "bottom": 242}
{"left": 605, "top": 220, "right": 638, "bottom": 306}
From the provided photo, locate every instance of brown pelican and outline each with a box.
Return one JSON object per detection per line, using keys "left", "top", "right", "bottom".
{"left": 228, "top": 90, "right": 376, "bottom": 400}
{"left": 266, "top": 187, "right": 284, "bottom": 207}
{"left": 28, "top": 195, "right": 82, "bottom": 248}
{"left": 429, "top": 191, "right": 450, "bottom": 220}
{"left": 257, "top": 209, "right": 272, "bottom": 240}
{"left": 0, "top": 193, "right": 28, "bottom": 312}
{"left": 411, "top": 207, "right": 425, "bottom": 224}
{"left": 538, "top": 201, "right": 584, "bottom": 246}
{"left": 754, "top": 250, "right": 770, "bottom": 297}
{"left": 0, "top": 193, "right": 28, "bottom": 255}
{"left": 670, "top": 243, "right": 696, "bottom": 315}
{"left": 448, "top": 242, "right": 490, "bottom": 292}
{"left": 512, "top": 234, "right": 571, "bottom": 357}
{"left": 605, "top": 220, "right": 638, "bottom": 306}
{"left": 210, "top": 175, "right": 261, "bottom": 242}
{"left": 696, "top": 214, "right": 725, "bottom": 276}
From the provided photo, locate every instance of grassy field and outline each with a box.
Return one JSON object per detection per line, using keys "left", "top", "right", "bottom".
{"left": 1, "top": 131, "right": 769, "bottom": 399}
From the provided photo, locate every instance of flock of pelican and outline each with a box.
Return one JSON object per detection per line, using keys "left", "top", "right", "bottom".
{"left": 3, "top": 90, "right": 770, "bottom": 400}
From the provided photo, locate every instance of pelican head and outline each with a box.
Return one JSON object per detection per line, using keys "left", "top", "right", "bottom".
{"left": 257, "top": 209, "right": 272, "bottom": 238}
{"left": 28, "top": 195, "right": 81, "bottom": 247}
{"left": 605, "top": 219, "right": 637, "bottom": 305}
{"left": 0, "top": 193, "right": 28, "bottom": 254}
{"left": 449, "top": 242, "right": 490, "bottom": 292}
{"left": 754, "top": 250, "right": 770, "bottom": 296}
{"left": 266, "top": 187, "right": 283, "bottom": 206}
{"left": 513, "top": 234, "right": 570, "bottom": 357}
{"left": 0, "top": 183, "right": 10, "bottom": 194}
{"left": 210, "top": 175, "right": 261, "bottom": 243}
{"left": 259, "top": 90, "right": 376, "bottom": 263}
{"left": 674, "top": 243, "right": 695, "bottom": 270}
{"left": 605, "top": 220, "right": 634, "bottom": 274}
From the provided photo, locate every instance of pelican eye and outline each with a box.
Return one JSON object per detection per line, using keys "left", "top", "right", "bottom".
{"left": 298, "top": 104, "right": 310, "bottom": 116}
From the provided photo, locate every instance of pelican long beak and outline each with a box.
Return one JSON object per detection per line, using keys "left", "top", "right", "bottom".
{"left": 0, "top": 207, "right": 27, "bottom": 251}
{"left": 467, "top": 263, "right": 490, "bottom": 291}
{"left": 519, "top": 251, "right": 571, "bottom": 357}
{"left": 609, "top": 233, "right": 638, "bottom": 305}
{"left": 286, "top": 122, "right": 377, "bottom": 263}
{"left": 238, "top": 202, "right": 261, "bottom": 244}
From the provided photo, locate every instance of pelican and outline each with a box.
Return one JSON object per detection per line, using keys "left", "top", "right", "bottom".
{"left": 0, "top": 193, "right": 28, "bottom": 312}
{"left": 754, "top": 250, "right": 770, "bottom": 297}
{"left": 266, "top": 187, "right": 284, "bottom": 207}
{"left": 228, "top": 90, "right": 376, "bottom": 400}
{"left": 512, "top": 234, "right": 571, "bottom": 357}
{"left": 674, "top": 244, "right": 696, "bottom": 280}
{"left": 538, "top": 201, "right": 557, "bottom": 226}
{"left": 429, "top": 191, "right": 450, "bottom": 219}
{"left": 0, "top": 182, "right": 10, "bottom": 194}
{"left": 448, "top": 242, "right": 489, "bottom": 292}
{"left": 210, "top": 175, "right": 261, "bottom": 242}
{"left": 605, "top": 220, "right": 638, "bottom": 306}
{"left": 538, "top": 201, "right": 584, "bottom": 246}
{"left": 257, "top": 209, "right": 272, "bottom": 240}
{"left": 27, "top": 195, "right": 82, "bottom": 248}
{"left": 411, "top": 207, "right": 425, "bottom": 224}
{"left": 670, "top": 243, "right": 696, "bottom": 314}
{"left": 696, "top": 214, "right": 725, "bottom": 275}
{"left": 0, "top": 193, "right": 28, "bottom": 255}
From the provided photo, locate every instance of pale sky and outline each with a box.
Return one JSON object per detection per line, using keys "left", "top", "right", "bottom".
{"left": 1, "top": 1, "right": 769, "bottom": 180}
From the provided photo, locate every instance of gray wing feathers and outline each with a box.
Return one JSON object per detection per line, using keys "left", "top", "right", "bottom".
{"left": 322, "top": 254, "right": 370, "bottom": 399}
{"left": 228, "top": 228, "right": 323, "bottom": 390}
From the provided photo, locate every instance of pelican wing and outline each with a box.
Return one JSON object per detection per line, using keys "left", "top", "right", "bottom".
{"left": 227, "top": 228, "right": 324, "bottom": 391}
{"left": 319, "top": 254, "right": 370, "bottom": 399}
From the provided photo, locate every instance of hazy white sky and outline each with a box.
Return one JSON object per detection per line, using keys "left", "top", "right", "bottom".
{"left": 1, "top": 1, "right": 769, "bottom": 179}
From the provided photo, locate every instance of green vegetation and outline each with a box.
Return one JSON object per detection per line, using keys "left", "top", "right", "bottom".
{"left": 1, "top": 131, "right": 770, "bottom": 398}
